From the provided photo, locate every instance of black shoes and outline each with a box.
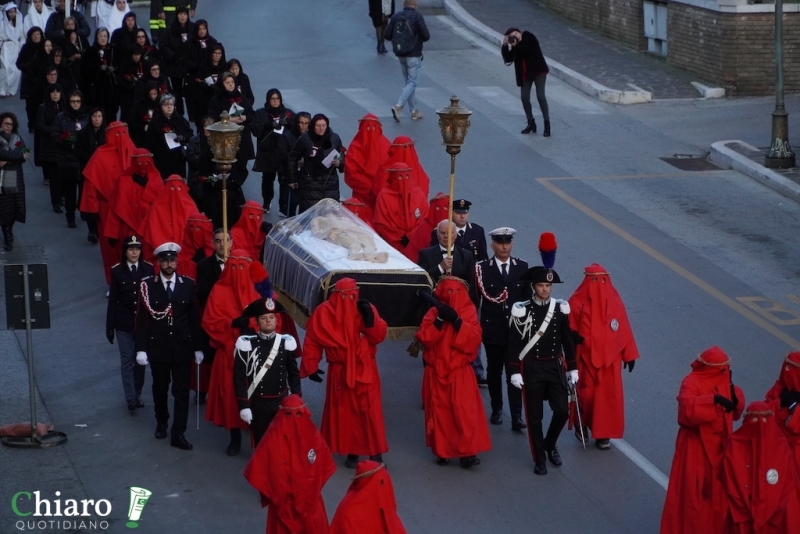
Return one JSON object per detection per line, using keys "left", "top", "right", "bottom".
{"left": 171, "top": 434, "right": 193, "bottom": 450}
{"left": 154, "top": 424, "right": 167, "bottom": 439}
{"left": 575, "top": 426, "right": 589, "bottom": 445}
{"left": 546, "top": 448, "right": 562, "bottom": 467}
{"left": 543, "top": 120, "right": 551, "bottom": 137}
{"left": 490, "top": 410, "right": 503, "bottom": 425}
{"left": 534, "top": 461, "right": 548, "bottom": 475}
{"left": 2, "top": 225, "right": 12, "bottom": 251}
{"left": 511, "top": 414, "right": 526, "bottom": 431}
{"left": 369, "top": 454, "right": 383, "bottom": 463}
{"left": 192, "top": 392, "right": 206, "bottom": 405}
{"left": 436, "top": 457, "right": 449, "bottom": 466}
{"left": 136, "top": 396, "right": 144, "bottom": 408}
{"left": 127, "top": 401, "right": 136, "bottom": 412}
{"left": 344, "top": 454, "right": 359, "bottom": 469}
{"left": 226, "top": 439, "right": 241, "bottom": 456}
{"left": 522, "top": 119, "right": 537, "bottom": 134}
{"left": 53, "top": 204, "right": 63, "bottom": 213}
{"left": 67, "top": 217, "right": 77, "bottom": 228}
{"left": 377, "top": 42, "right": 387, "bottom": 54}
{"left": 476, "top": 375, "right": 488, "bottom": 387}
{"left": 459, "top": 456, "right": 481, "bottom": 469}
{"left": 87, "top": 233, "right": 98, "bottom": 244}
{"left": 596, "top": 439, "right": 611, "bottom": 450}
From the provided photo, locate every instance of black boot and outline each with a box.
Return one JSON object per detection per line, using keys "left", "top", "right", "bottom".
{"left": 543, "top": 120, "right": 551, "bottom": 137}
{"left": 226, "top": 429, "right": 242, "bottom": 456}
{"left": 2, "top": 225, "right": 12, "bottom": 251}
{"left": 521, "top": 119, "right": 536, "bottom": 134}
{"left": 66, "top": 213, "right": 77, "bottom": 229}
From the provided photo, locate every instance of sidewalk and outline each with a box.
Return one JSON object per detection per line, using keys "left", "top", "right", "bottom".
{"left": 711, "top": 141, "right": 800, "bottom": 203}
{"left": 451, "top": 0, "right": 713, "bottom": 100}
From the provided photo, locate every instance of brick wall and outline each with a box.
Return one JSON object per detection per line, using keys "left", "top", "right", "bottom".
{"left": 536, "top": 0, "right": 646, "bottom": 49}
{"left": 668, "top": 3, "right": 800, "bottom": 96}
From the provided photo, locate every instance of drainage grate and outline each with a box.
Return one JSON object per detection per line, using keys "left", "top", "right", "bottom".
{"left": 0, "top": 246, "right": 47, "bottom": 266}
{"left": 660, "top": 155, "right": 721, "bottom": 171}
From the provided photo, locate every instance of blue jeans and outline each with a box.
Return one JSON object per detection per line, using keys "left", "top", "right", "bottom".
{"left": 397, "top": 56, "right": 421, "bottom": 112}
{"left": 117, "top": 330, "right": 145, "bottom": 402}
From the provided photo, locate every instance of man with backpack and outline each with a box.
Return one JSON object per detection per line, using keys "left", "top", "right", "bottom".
{"left": 385, "top": 0, "right": 430, "bottom": 122}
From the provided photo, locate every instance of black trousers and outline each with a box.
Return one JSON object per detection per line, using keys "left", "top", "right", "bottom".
{"left": 44, "top": 163, "right": 59, "bottom": 206}
{"left": 261, "top": 172, "right": 279, "bottom": 208}
{"left": 150, "top": 360, "right": 191, "bottom": 437}
{"left": 485, "top": 343, "right": 522, "bottom": 416}
{"left": 521, "top": 357, "right": 568, "bottom": 464}
{"left": 521, "top": 74, "right": 550, "bottom": 122}
{"left": 279, "top": 185, "right": 300, "bottom": 217}
{"left": 251, "top": 394, "right": 284, "bottom": 447}
{"left": 169, "top": 76, "right": 186, "bottom": 117}
{"left": 58, "top": 166, "right": 80, "bottom": 220}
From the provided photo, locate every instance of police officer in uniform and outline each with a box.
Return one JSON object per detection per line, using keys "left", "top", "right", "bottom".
{"left": 135, "top": 242, "right": 204, "bottom": 450}
{"left": 430, "top": 199, "right": 488, "bottom": 263}
{"left": 233, "top": 297, "right": 301, "bottom": 446}
{"left": 475, "top": 228, "right": 529, "bottom": 430}
{"left": 106, "top": 235, "right": 154, "bottom": 412}
{"left": 506, "top": 266, "right": 577, "bottom": 475}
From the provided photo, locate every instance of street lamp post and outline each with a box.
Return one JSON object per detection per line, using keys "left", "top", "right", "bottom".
{"left": 765, "top": 0, "right": 795, "bottom": 169}
{"left": 206, "top": 111, "right": 243, "bottom": 259}
{"left": 436, "top": 96, "right": 473, "bottom": 274}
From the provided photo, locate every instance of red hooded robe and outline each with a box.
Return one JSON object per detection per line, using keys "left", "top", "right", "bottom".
{"left": 243, "top": 395, "right": 336, "bottom": 534}
{"left": 141, "top": 175, "right": 199, "bottom": 261}
{"left": 568, "top": 264, "right": 639, "bottom": 439}
{"left": 81, "top": 121, "right": 136, "bottom": 283}
{"left": 203, "top": 250, "right": 261, "bottom": 431}
{"left": 416, "top": 277, "right": 491, "bottom": 460}
{"left": 718, "top": 401, "right": 800, "bottom": 534}
{"left": 230, "top": 200, "right": 267, "bottom": 261}
{"left": 404, "top": 192, "right": 448, "bottom": 261}
{"left": 372, "top": 136, "right": 429, "bottom": 204}
{"left": 766, "top": 352, "right": 800, "bottom": 467}
{"left": 344, "top": 114, "right": 390, "bottom": 205}
{"left": 660, "top": 346, "right": 745, "bottom": 534}
{"left": 329, "top": 461, "right": 407, "bottom": 534}
{"left": 372, "top": 163, "right": 428, "bottom": 252}
{"left": 179, "top": 213, "right": 214, "bottom": 280}
{"left": 342, "top": 197, "right": 373, "bottom": 228}
{"left": 300, "top": 278, "right": 389, "bottom": 457}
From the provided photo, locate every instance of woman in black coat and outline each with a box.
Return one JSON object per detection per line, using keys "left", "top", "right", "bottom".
{"left": 132, "top": 59, "right": 171, "bottom": 104}
{"left": 16, "top": 27, "right": 45, "bottom": 132}
{"left": 133, "top": 29, "right": 159, "bottom": 65}
{"left": 157, "top": 8, "right": 195, "bottom": 117}
{"left": 207, "top": 71, "right": 254, "bottom": 166}
{"left": 117, "top": 45, "right": 145, "bottom": 126}
{"left": 75, "top": 107, "right": 106, "bottom": 243}
{"left": 0, "top": 112, "right": 30, "bottom": 251}
{"left": 45, "top": 47, "right": 76, "bottom": 94}
{"left": 59, "top": 28, "right": 90, "bottom": 90}
{"left": 82, "top": 28, "right": 118, "bottom": 121}
{"left": 251, "top": 88, "right": 293, "bottom": 213}
{"left": 145, "top": 93, "right": 192, "bottom": 180}
{"left": 36, "top": 83, "right": 64, "bottom": 211}
{"left": 128, "top": 80, "right": 161, "bottom": 147}
{"left": 502, "top": 28, "right": 550, "bottom": 136}
{"left": 51, "top": 89, "right": 89, "bottom": 228}
{"left": 288, "top": 113, "right": 345, "bottom": 212}
{"left": 22, "top": 37, "right": 53, "bottom": 131}
{"left": 226, "top": 58, "right": 254, "bottom": 107}
{"left": 187, "top": 43, "right": 225, "bottom": 132}
{"left": 110, "top": 12, "right": 138, "bottom": 68}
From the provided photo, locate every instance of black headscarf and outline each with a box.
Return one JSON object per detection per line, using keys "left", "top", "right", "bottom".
{"left": 308, "top": 113, "right": 331, "bottom": 147}
{"left": 265, "top": 88, "right": 285, "bottom": 114}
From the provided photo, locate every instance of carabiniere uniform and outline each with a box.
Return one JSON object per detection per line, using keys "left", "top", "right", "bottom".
{"left": 505, "top": 267, "right": 576, "bottom": 470}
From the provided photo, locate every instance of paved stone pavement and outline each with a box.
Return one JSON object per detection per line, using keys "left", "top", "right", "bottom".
{"left": 455, "top": 0, "right": 713, "bottom": 99}
{"left": 728, "top": 141, "right": 800, "bottom": 185}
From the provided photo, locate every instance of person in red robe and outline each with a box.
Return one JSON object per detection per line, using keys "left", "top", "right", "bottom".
{"left": 416, "top": 276, "right": 491, "bottom": 468}
{"left": 567, "top": 263, "right": 639, "bottom": 450}
{"left": 300, "top": 277, "right": 389, "bottom": 468}
{"left": 141, "top": 175, "right": 200, "bottom": 261}
{"left": 329, "top": 460, "right": 407, "bottom": 534}
{"left": 202, "top": 249, "right": 261, "bottom": 456}
{"left": 660, "top": 346, "right": 746, "bottom": 534}
{"left": 243, "top": 394, "right": 336, "bottom": 534}
{"left": 404, "top": 191, "right": 448, "bottom": 261}
{"left": 230, "top": 199, "right": 269, "bottom": 261}
{"left": 371, "top": 136, "right": 429, "bottom": 204}
{"left": 718, "top": 401, "right": 800, "bottom": 534}
{"left": 81, "top": 121, "right": 136, "bottom": 284}
{"left": 179, "top": 213, "right": 214, "bottom": 280}
{"left": 342, "top": 197, "right": 373, "bottom": 228}
{"left": 343, "top": 114, "right": 390, "bottom": 205}
{"left": 765, "top": 352, "right": 800, "bottom": 467}
{"left": 372, "top": 163, "right": 428, "bottom": 251}
{"left": 103, "top": 149, "right": 164, "bottom": 261}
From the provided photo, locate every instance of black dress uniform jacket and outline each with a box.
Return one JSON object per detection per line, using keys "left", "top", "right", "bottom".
{"left": 233, "top": 334, "right": 301, "bottom": 410}
{"left": 417, "top": 244, "right": 478, "bottom": 303}
{"left": 476, "top": 257, "right": 529, "bottom": 346}
{"left": 107, "top": 260, "right": 155, "bottom": 333}
{"left": 134, "top": 274, "right": 203, "bottom": 362}
{"left": 195, "top": 254, "right": 223, "bottom": 306}
{"left": 430, "top": 221, "right": 488, "bottom": 262}
{"left": 505, "top": 300, "right": 576, "bottom": 373}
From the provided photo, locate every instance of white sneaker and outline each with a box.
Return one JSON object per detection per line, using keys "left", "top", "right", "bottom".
{"left": 391, "top": 105, "right": 402, "bottom": 122}
{"left": 411, "top": 110, "right": 423, "bottom": 121}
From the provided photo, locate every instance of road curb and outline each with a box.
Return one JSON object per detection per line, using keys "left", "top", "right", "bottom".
{"left": 441, "top": 0, "right": 653, "bottom": 105}
{"left": 710, "top": 140, "right": 800, "bottom": 203}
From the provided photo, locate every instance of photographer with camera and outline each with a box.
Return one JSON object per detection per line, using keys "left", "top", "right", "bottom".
{"left": 502, "top": 28, "right": 550, "bottom": 137}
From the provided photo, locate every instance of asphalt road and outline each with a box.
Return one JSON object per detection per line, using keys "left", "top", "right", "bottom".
{"left": 2, "top": 1, "right": 800, "bottom": 533}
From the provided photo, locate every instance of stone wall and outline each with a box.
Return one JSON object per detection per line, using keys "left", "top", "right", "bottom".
{"left": 536, "top": 0, "right": 647, "bottom": 50}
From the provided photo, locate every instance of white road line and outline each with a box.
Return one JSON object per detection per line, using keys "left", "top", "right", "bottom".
{"left": 611, "top": 438, "right": 669, "bottom": 490}
{"left": 467, "top": 86, "right": 530, "bottom": 116}
{"left": 336, "top": 88, "right": 393, "bottom": 117}
{"left": 279, "top": 89, "right": 338, "bottom": 118}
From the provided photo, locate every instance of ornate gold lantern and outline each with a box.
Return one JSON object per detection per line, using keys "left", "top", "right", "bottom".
{"left": 206, "top": 111, "right": 243, "bottom": 258}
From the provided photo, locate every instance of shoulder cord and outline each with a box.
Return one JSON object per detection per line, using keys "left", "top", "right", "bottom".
{"left": 139, "top": 281, "right": 173, "bottom": 320}
{"left": 236, "top": 344, "right": 261, "bottom": 376}
{"left": 475, "top": 263, "right": 509, "bottom": 304}
{"left": 511, "top": 310, "right": 535, "bottom": 339}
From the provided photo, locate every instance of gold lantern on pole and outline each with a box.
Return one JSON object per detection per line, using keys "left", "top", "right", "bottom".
{"left": 436, "top": 96, "right": 472, "bottom": 273}
{"left": 206, "top": 111, "right": 243, "bottom": 259}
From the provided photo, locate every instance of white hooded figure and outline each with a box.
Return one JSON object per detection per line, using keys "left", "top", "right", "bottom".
{"left": 0, "top": 3, "right": 25, "bottom": 96}
{"left": 99, "top": 0, "right": 129, "bottom": 32}
{"left": 22, "top": 0, "right": 53, "bottom": 35}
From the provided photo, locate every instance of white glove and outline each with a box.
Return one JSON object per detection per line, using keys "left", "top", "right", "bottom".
{"left": 567, "top": 370, "right": 579, "bottom": 385}
{"left": 194, "top": 351, "right": 204, "bottom": 364}
{"left": 136, "top": 352, "right": 149, "bottom": 366}
{"left": 240, "top": 408, "right": 253, "bottom": 425}
{"left": 510, "top": 373, "right": 524, "bottom": 389}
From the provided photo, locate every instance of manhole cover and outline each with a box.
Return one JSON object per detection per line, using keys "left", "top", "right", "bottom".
{"left": 0, "top": 246, "right": 47, "bottom": 265}
{"left": 660, "top": 156, "right": 721, "bottom": 171}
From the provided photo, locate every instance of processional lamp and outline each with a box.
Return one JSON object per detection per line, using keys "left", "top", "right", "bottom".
{"left": 206, "top": 111, "right": 243, "bottom": 259}
{"left": 436, "top": 96, "right": 472, "bottom": 274}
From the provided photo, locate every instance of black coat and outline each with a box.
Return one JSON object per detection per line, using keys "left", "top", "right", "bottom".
{"left": 74, "top": 126, "right": 105, "bottom": 170}
{"left": 35, "top": 101, "right": 63, "bottom": 165}
{"left": 475, "top": 257, "right": 529, "bottom": 346}
{"left": 501, "top": 31, "right": 548, "bottom": 86}
{"left": 106, "top": 260, "right": 155, "bottom": 333}
{"left": 82, "top": 45, "right": 118, "bottom": 116}
{"left": 187, "top": 34, "right": 218, "bottom": 76}
{"left": 505, "top": 299, "right": 576, "bottom": 375}
{"left": 127, "top": 95, "right": 160, "bottom": 147}
{"left": 195, "top": 254, "right": 222, "bottom": 306}
{"left": 385, "top": 7, "right": 430, "bottom": 57}
{"left": 417, "top": 244, "right": 477, "bottom": 303}
{"left": 145, "top": 110, "right": 192, "bottom": 179}
{"left": 233, "top": 72, "right": 255, "bottom": 107}
{"left": 51, "top": 108, "right": 89, "bottom": 169}
{"left": 288, "top": 130, "right": 343, "bottom": 209}
{"left": 45, "top": 10, "right": 91, "bottom": 41}
{"left": 429, "top": 221, "right": 488, "bottom": 262}
{"left": 233, "top": 335, "right": 300, "bottom": 410}
{"left": 15, "top": 43, "right": 41, "bottom": 100}
{"left": 134, "top": 274, "right": 203, "bottom": 362}
{"left": 251, "top": 105, "right": 293, "bottom": 173}
{"left": 207, "top": 89, "right": 255, "bottom": 161}
{"left": 0, "top": 132, "right": 27, "bottom": 226}
{"left": 157, "top": 20, "right": 196, "bottom": 78}
{"left": 368, "top": 0, "right": 395, "bottom": 27}
{"left": 110, "top": 25, "right": 138, "bottom": 68}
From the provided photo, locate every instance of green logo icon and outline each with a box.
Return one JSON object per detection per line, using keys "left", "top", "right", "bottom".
{"left": 126, "top": 487, "right": 152, "bottom": 529}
